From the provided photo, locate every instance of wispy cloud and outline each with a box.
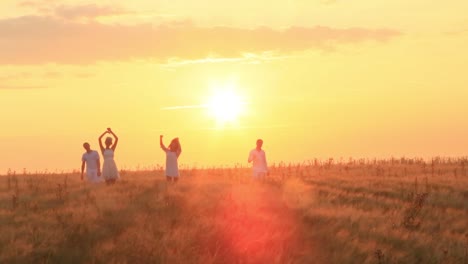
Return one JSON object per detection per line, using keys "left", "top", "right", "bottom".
{"left": 74, "top": 72, "right": 96, "bottom": 79}
{"left": 18, "top": 1, "right": 39, "bottom": 8}
{"left": 161, "top": 104, "right": 209, "bottom": 110}
{"left": 53, "top": 4, "right": 129, "bottom": 20}
{"left": 152, "top": 123, "right": 295, "bottom": 132}
{"left": 0, "top": 72, "right": 32, "bottom": 81}
{"left": 18, "top": 0, "right": 57, "bottom": 8}
{"left": 18, "top": 1, "right": 129, "bottom": 20}
{"left": 319, "top": 0, "right": 338, "bottom": 5}
{"left": 445, "top": 28, "right": 468, "bottom": 36}
{"left": 0, "top": 71, "right": 94, "bottom": 81}
{"left": 0, "top": 85, "right": 47, "bottom": 89}
{"left": 17, "top": 1, "right": 170, "bottom": 23}
{"left": 43, "top": 71, "right": 62, "bottom": 78}
{"left": 162, "top": 52, "right": 292, "bottom": 67}
{"left": 0, "top": 15, "right": 401, "bottom": 65}
{"left": 192, "top": 124, "right": 295, "bottom": 131}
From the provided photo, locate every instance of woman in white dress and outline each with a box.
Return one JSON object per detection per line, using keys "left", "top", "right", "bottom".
{"left": 99, "top": 128, "right": 120, "bottom": 185}
{"left": 160, "top": 135, "right": 182, "bottom": 182}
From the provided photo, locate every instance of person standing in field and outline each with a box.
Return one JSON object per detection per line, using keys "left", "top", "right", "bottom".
{"left": 99, "top": 128, "right": 120, "bottom": 185}
{"left": 160, "top": 135, "right": 182, "bottom": 182}
{"left": 248, "top": 139, "right": 268, "bottom": 178}
{"left": 81, "top": 142, "right": 102, "bottom": 183}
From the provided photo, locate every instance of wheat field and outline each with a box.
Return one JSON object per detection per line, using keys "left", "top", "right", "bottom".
{"left": 1, "top": 158, "right": 467, "bottom": 264}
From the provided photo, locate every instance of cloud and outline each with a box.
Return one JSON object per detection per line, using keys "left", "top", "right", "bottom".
{"left": 18, "top": 1, "right": 39, "bottom": 8}
{"left": 18, "top": 0, "right": 57, "bottom": 8}
{"left": 0, "top": 72, "right": 33, "bottom": 81}
{"left": 0, "top": 15, "right": 401, "bottom": 65}
{"left": 319, "top": 0, "right": 338, "bottom": 5}
{"left": 18, "top": 2, "right": 130, "bottom": 20}
{"left": 43, "top": 71, "right": 62, "bottom": 78}
{"left": 445, "top": 28, "right": 468, "bottom": 36}
{"left": 163, "top": 52, "right": 291, "bottom": 67}
{"left": 293, "top": 0, "right": 338, "bottom": 6}
{"left": 74, "top": 72, "right": 96, "bottom": 78}
{"left": 53, "top": 4, "right": 129, "bottom": 20}
{"left": 192, "top": 124, "right": 295, "bottom": 131}
{"left": 161, "top": 104, "right": 208, "bottom": 110}
{"left": 0, "top": 85, "right": 47, "bottom": 89}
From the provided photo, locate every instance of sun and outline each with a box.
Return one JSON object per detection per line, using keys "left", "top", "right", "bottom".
{"left": 207, "top": 89, "right": 245, "bottom": 124}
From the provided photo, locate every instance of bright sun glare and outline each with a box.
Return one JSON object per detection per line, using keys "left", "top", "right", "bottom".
{"left": 208, "top": 89, "right": 245, "bottom": 124}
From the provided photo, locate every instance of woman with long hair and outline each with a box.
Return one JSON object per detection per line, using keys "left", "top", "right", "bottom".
{"left": 160, "top": 135, "right": 182, "bottom": 182}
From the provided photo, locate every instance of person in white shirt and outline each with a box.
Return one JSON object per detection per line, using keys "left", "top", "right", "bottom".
{"left": 160, "top": 135, "right": 182, "bottom": 182}
{"left": 81, "top": 142, "right": 102, "bottom": 183}
{"left": 248, "top": 139, "right": 268, "bottom": 178}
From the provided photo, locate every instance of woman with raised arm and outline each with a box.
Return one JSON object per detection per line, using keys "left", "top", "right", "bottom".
{"left": 160, "top": 135, "right": 182, "bottom": 182}
{"left": 99, "top": 128, "right": 120, "bottom": 184}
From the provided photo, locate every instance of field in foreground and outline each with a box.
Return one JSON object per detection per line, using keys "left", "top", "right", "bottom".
{"left": 0, "top": 159, "right": 467, "bottom": 264}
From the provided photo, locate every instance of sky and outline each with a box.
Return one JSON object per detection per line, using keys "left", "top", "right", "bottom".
{"left": 1, "top": 0, "right": 468, "bottom": 173}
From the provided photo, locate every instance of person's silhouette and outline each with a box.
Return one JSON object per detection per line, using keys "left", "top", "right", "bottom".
{"left": 99, "top": 128, "right": 120, "bottom": 184}
{"left": 248, "top": 139, "right": 268, "bottom": 179}
{"left": 81, "top": 142, "right": 102, "bottom": 183}
{"left": 160, "top": 135, "right": 182, "bottom": 182}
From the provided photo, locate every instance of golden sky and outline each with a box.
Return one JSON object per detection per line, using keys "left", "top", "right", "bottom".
{"left": 1, "top": 0, "right": 468, "bottom": 173}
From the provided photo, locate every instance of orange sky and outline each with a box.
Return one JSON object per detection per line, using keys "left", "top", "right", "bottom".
{"left": 1, "top": 0, "right": 468, "bottom": 173}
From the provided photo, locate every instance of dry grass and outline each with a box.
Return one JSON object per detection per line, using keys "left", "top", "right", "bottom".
{"left": 0, "top": 158, "right": 467, "bottom": 264}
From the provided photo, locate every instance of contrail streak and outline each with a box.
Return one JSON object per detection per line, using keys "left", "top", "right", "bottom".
{"left": 161, "top": 101, "right": 250, "bottom": 111}
{"left": 193, "top": 124, "right": 295, "bottom": 131}
{"left": 161, "top": 104, "right": 209, "bottom": 110}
